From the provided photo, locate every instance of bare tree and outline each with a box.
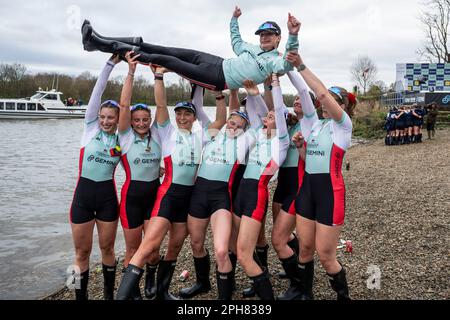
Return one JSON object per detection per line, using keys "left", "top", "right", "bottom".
{"left": 350, "top": 56, "right": 377, "bottom": 95}
{"left": 417, "top": 0, "right": 450, "bottom": 63}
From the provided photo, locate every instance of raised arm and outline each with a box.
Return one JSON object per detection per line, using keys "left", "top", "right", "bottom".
{"left": 230, "top": 6, "right": 250, "bottom": 56}
{"left": 271, "top": 13, "right": 300, "bottom": 74}
{"left": 118, "top": 51, "right": 140, "bottom": 133}
{"left": 208, "top": 91, "right": 227, "bottom": 132}
{"left": 191, "top": 85, "right": 210, "bottom": 128}
{"left": 228, "top": 89, "right": 240, "bottom": 113}
{"left": 244, "top": 83, "right": 266, "bottom": 129}
{"left": 151, "top": 65, "right": 170, "bottom": 125}
{"left": 263, "top": 76, "right": 275, "bottom": 111}
{"left": 286, "top": 51, "right": 343, "bottom": 123}
{"left": 271, "top": 74, "right": 288, "bottom": 140}
{"left": 85, "top": 55, "right": 120, "bottom": 123}
{"left": 287, "top": 70, "right": 318, "bottom": 127}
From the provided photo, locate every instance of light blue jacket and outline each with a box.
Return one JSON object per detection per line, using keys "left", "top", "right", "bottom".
{"left": 222, "top": 17, "right": 299, "bottom": 89}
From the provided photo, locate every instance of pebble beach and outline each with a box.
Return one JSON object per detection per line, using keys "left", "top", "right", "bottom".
{"left": 44, "top": 128, "right": 450, "bottom": 300}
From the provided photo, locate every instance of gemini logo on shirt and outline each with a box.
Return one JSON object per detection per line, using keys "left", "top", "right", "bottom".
{"left": 307, "top": 140, "right": 323, "bottom": 156}
{"left": 133, "top": 158, "right": 159, "bottom": 165}
{"left": 177, "top": 160, "right": 197, "bottom": 167}
{"left": 87, "top": 154, "right": 117, "bottom": 166}
{"left": 307, "top": 150, "right": 325, "bottom": 157}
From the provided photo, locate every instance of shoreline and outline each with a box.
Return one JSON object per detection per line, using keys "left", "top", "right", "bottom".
{"left": 44, "top": 128, "right": 449, "bottom": 300}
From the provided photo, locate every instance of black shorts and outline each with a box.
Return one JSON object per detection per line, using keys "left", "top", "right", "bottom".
{"left": 70, "top": 177, "right": 119, "bottom": 224}
{"left": 385, "top": 124, "right": 394, "bottom": 132}
{"left": 234, "top": 178, "right": 269, "bottom": 223}
{"left": 273, "top": 167, "right": 298, "bottom": 204}
{"left": 426, "top": 122, "right": 435, "bottom": 131}
{"left": 295, "top": 172, "right": 345, "bottom": 226}
{"left": 395, "top": 122, "right": 405, "bottom": 130}
{"left": 189, "top": 177, "right": 231, "bottom": 219}
{"left": 413, "top": 119, "right": 422, "bottom": 127}
{"left": 151, "top": 182, "right": 193, "bottom": 223}
{"left": 405, "top": 120, "right": 413, "bottom": 128}
{"left": 120, "top": 179, "right": 160, "bottom": 229}
{"left": 230, "top": 164, "right": 246, "bottom": 214}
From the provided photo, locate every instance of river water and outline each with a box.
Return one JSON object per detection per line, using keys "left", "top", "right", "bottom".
{"left": 0, "top": 107, "right": 213, "bottom": 300}
{"left": 0, "top": 106, "right": 358, "bottom": 300}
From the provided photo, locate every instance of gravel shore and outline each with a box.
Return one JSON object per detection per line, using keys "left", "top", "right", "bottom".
{"left": 45, "top": 128, "right": 450, "bottom": 300}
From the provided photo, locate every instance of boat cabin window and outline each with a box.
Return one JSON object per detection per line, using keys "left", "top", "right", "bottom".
{"left": 6, "top": 102, "right": 15, "bottom": 110}
{"left": 27, "top": 103, "right": 37, "bottom": 111}
{"left": 17, "top": 103, "right": 26, "bottom": 110}
{"left": 45, "top": 94, "right": 58, "bottom": 100}
{"left": 37, "top": 104, "right": 45, "bottom": 111}
{"left": 31, "top": 93, "right": 45, "bottom": 100}
{"left": 0, "top": 102, "right": 4, "bottom": 110}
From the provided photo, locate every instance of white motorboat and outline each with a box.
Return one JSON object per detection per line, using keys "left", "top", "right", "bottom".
{"left": 0, "top": 89, "right": 86, "bottom": 119}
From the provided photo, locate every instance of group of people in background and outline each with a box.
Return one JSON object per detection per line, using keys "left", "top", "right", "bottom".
{"left": 69, "top": 6, "right": 356, "bottom": 301}
{"left": 384, "top": 103, "right": 439, "bottom": 146}
{"left": 65, "top": 97, "right": 83, "bottom": 107}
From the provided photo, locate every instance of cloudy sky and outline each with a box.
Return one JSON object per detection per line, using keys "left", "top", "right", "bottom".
{"left": 0, "top": 0, "right": 425, "bottom": 94}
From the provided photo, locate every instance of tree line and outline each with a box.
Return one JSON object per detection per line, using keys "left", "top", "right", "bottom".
{"left": 0, "top": 63, "right": 296, "bottom": 107}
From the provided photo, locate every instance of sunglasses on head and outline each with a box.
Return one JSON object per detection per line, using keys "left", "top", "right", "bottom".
{"left": 175, "top": 101, "right": 195, "bottom": 108}
{"left": 259, "top": 22, "right": 276, "bottom": 29}
{"left": 101, "top": 100, "right": 119, "bottom": 108}
{"left": 131, "top": 103, "right": 151, "bottom": 112}
{"left": 228, "top": 112, "right": 249, "bottom": 130}
{"left": 328, "top": 87, "right": 344, "bottom": 102}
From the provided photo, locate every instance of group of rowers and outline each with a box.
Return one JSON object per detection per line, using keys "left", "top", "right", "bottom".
{"left": 70, "top": 6, "right": 356, "bottom": 300}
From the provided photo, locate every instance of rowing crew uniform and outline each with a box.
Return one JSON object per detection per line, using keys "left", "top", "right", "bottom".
{"left": 150, "top": 86, "right": 209, "bottom": 223}
{"left": 276, "top": 71, "right": 320, "bottom": 216}
{"left": 294, "top": 104, "right": 353, "bottom": 226}
{"left": 70, "top": 60, "right": 121, "bottom": 224}
{"left": 189, "top": 98, "right": 262, "bottom": 219}
{"left": 234, "top": 86, "right": 289, "bottom": 222}
{"left": 119, "top": 126, "right": 161, "bottom": 229}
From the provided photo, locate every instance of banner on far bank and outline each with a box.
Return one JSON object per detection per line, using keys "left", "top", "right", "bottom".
{"left": 396, "top": 63, "right": 450, "bottom": 93}
{"left": 425, "top": 92, "right": 450, "bottom": 108}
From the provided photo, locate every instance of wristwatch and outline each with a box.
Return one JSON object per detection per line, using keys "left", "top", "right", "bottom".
{"left": 296, "top": 64, "right": 306, "bottom": 72}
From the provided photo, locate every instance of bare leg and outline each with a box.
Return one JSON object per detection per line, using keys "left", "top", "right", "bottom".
{"left": 165, "top": 222, "right": 188, "bottom": 261}
{"left": 210, "top": 209, "right": 232, "bottom": 273}
{"left": 96, "top": 219, "right": 119, "bottom": 266}
{"left": 71, "top": 221, "right": 95, "bottom": 272}
{"left": 237, "top": 216, "right": 264, "bottom": 277}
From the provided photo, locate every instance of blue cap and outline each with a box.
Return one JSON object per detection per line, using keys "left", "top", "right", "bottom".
{"left": 255, "top": 21, "right": 281, "bottom": 35}
{"left": 174, "top": 101, "right": 196, "bottom": 115}
{"left": 230, "top": 110, "right": 250, "bottom": 124}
